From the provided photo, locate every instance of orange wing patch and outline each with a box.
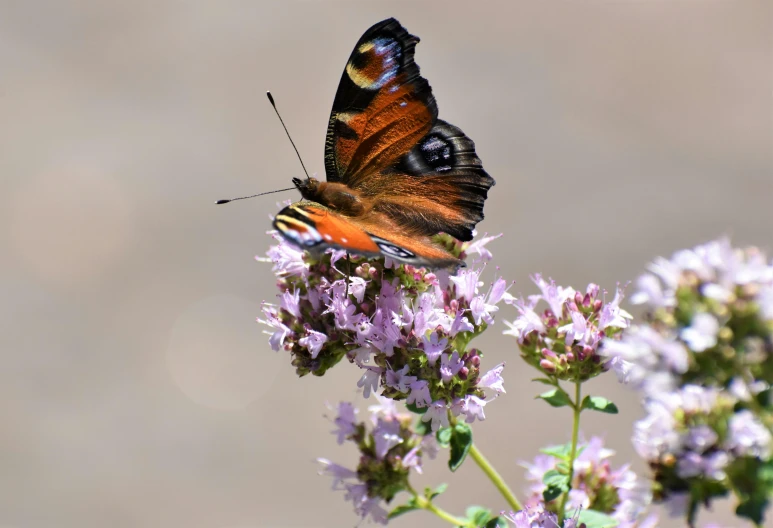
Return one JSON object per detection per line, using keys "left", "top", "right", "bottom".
{"left": 333, "top": 83, "right": 433, "bottom": 186}
{"left": 273, "top": 202, "right": 462, "bottom": 269}
{"left": 274, "top": 202, "right": 380, "bottom": 255}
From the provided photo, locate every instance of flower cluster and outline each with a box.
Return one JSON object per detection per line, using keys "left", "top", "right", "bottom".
{"left": 317, "top": 397, "right": 437, "bottom": 524}
{"left": 604, "top": 237, "right": 773, "bottom": 393}
{"left": 632, "top": 384, "right": 772, "bottom": 521}
{"left": 260, "top": 231, "right": 510, "bottom": 430}
{"left": 601, "top": 239, "right": 773, "bottom": 525}
{"left": 500, "top": 507, "right": 582, "bottom": 527}
{"left": 504, "top": 275, "right": 632, "bottom": 381}
{"left": 521, "top": 436, "right": 656, "bottom": 528}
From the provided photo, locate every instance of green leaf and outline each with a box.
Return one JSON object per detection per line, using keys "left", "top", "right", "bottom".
{"left": 388, "top": 499, "right": 420, "bottom": 519}
{"left": 448, "top": 422, "right": 473, "bottom": 472}
{"left": 576, "top": 509, "right": 619, "bottom": 528}
{"left": 465, "top": 505, "right": 492, "bottom": 525}
{"left": 736, "top": 496, "right": 769, "bottom": 525}
{"left": 581, "top": 396, "right": 619, "bottom": 414}
{"left": 537, "top": 388, "right": 572, "bottom": 408}
{"left": 484, "top": 516, "right": 509, "bottom": 528}
{"left": 426, "top": 483, "right": 448, "bottom": 500}
{"left": 540, "top": 442, "right": 573, "bottom": 461}
{"left": 437, "top": 426, "right": 452, "bottom": 447}
{"left": 406, "top": 402, "right": 428, "bottom": 414}
{"left": 542, "top": 469, "right": 570, "bottom": 502}
{"left": 531, "top": 377, "right": 556, "bottom": 386}
{"left": 414, "top": 417, "right": 431, "bottom": 436}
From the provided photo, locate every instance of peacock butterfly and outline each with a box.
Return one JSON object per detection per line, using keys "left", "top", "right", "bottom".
{"left": 273, "top": 18, "right": 495, "bottom": 268}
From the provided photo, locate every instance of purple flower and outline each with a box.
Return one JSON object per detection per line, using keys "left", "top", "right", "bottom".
{"left": 685, "top": 425, "right": 718, "bottom": 453}
{"left": 407, "top": 380, "right": 431, "bottom": 408}
{"left": 725, "top": 409, "right": 772, "bottom": 458}
{"left": 385, "top": 365, "right": 416, "bottom": 393}
{"left": 504, "top": 297, "right": 545, "bottom": 342}
{"left": 508, "top": 277, "right": 631, "bottom": 381}
{"left": 422, "top": 400, "right": 450, "bottom": 430}
{"left": 521, "top": 436, "right": 652, "bottom": 525}
{"left": 463, "top": 232, "right": 501, "bottom": 263}
{"left": 478, "top": 362, "right": 506, "bottom": 395}
{"left": 263, "top": 234, "right": 309, "bottom": 277}
{"left": 331, "top": 401, "right": 358, "bottom": 444}
{"left": 357, "top": 367, "right": 382, "bottom": 398}
{"left": 450, "top": 267, "right": 481, "bottom": 302}
{"left": 501, "top": 508, "right": 574, "bottom": 527}
{"left": 317, "top": 458, "right": 357, "bottom": 489}
{"left": 318, "top": 400, "right": 430, "bottom": 524}
{"left": 679, "top": 313, "right": 719, "bottom": 352}
{"left": 421, "top": 331, "right": 448, "bottom": 366}
{"left": 373, "top": 418, "right": 403, "bottom": 460}
{"left": 298, "top": 328, "right": 328, "bottom": 358}
{"left": 439, "top": 351, "right": 464, "bottom": 382}
{"left": 609, "top": 238, "right": 773, "bottom": 398}
{"left": 532, "top": 274, "right": 575, "bottom": 318}
{"left": 259, "top": 306, "right": 292, "bottom": 351}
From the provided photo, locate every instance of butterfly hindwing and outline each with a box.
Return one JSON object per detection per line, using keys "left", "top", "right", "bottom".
{"left": 273, "top": 202, "right": 462, "bottom": 268}
{"left": 367, "top": 119, "right": 495, "bottom": 242}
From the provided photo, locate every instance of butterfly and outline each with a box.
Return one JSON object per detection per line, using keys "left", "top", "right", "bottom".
{"left": 273, "top": 18, "right": 495, "bottom": 268}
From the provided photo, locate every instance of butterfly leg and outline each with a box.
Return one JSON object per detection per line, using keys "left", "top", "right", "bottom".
{"left": 345, "top": 252, "right": 351, "bottom": 298}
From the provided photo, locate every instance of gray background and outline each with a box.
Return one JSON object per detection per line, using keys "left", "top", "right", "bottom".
{"left": 1, "top": 1, "right": 771, "bottom": 527}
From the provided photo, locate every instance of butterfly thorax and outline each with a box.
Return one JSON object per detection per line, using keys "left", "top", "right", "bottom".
{"left": 293, "top": 177, "right": 366, "bottom": 217}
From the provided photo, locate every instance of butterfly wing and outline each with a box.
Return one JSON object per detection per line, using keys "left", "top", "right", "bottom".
{"left": 273, "top": 201, "right": 462, "bottom": 268}
{"left": 324, "top": 18, "right": 438, "bottom": 185}
{"left": 324, "top": 18, "right": 495, "bottom": 243}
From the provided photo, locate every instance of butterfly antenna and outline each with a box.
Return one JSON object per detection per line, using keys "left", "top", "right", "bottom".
{"left": 215, "top": 187, "right": 295, "bottom": 205}
{"left": 266, "top": 91, "right": 311, "bottom": 181}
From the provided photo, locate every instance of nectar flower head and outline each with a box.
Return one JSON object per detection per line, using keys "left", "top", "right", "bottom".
{"left": 604, "top": 238, "right": 773, "bottom": 393}
{"left": 260, "top": 228, "right": 512, "bottom": 430}
{"left": 505, "top": 276, "right": 632, "bottom": 381}
{"left": 630, "top": 384, "right": 773, "bottom": 521}
{"left": 317, "top": 398, "right": 430, "bottom": 525}
{"left": 521, "top": 436, "right": 654, "bottom": 527}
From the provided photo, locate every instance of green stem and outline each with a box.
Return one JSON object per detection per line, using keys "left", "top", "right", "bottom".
{"left": 409, "top": 486, "right": 469, "bottom": 526}
{"left": 558, "top": 380, "right": 582, "bottom": 524}
{"left": 447, "top": 414, "right": 522, "bottom": 511}
{"left": 468, "top": 442, "right": 523, "bottom": 512}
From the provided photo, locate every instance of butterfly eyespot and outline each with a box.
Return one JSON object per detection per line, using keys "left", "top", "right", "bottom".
{"left": 375, "top": 240, "right": 415, "bottom": 259}
{"left": 347, "top": 37, "right": 402, "bottom": 89}
{"left": 420, "top": 135, "right": 453, "bottom": 171}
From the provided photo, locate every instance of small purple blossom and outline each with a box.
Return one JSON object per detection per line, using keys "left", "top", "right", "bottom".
{"left": 521, "top": 436, "right": 653, "bottom": 525}
{"left": 298, "top": 328, "right": 328, "bottom": 358}
{"left": 318, "top": 400, "right": 430, "bottom": 525}
{"left": 506, "top": 277, "right": 631, "bottom": 381}
{"left": 726, "top": 409, "right": 772, "bottom": 458}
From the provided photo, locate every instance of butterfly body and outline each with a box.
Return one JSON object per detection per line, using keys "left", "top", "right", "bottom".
{"left": 274, "top": 18, "right": 495, "bottom": 268}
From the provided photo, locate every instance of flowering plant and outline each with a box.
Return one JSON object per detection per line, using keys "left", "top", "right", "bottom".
{"left": 257, "top": 227, "right": 773, "bottom": 528}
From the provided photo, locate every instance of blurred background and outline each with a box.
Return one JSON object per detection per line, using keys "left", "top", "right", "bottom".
{"left": 1, "top": 1, "right": 770, "bottom": 527}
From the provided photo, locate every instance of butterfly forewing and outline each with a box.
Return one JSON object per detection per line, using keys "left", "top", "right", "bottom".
{"left": 324, "top": 18, "right": 438, "bottom": 185}
{"left": 273, "top": 202, "right": 461, "bottom": 268}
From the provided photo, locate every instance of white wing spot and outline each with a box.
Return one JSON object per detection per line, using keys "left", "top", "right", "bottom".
{"left": 341, "top": 237, "right": 348, "bottom": 243}
{"left": 324, "top": 234, "right": 333, "bottom": 241}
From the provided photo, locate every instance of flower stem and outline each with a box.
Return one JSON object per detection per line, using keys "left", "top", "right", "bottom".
{"left": 445, "top": 414, "right": 522, "bottom": 512}
{"left": 409, "top": 487, "right": 469, "bottom": 526}
{"left": 558, "top": 379, "right": 582, "bottom": 524}
{"left": 468, "top": 442, "right": 524, "bottom": 512}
